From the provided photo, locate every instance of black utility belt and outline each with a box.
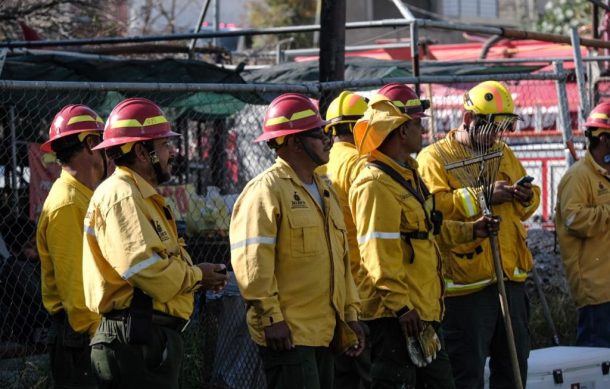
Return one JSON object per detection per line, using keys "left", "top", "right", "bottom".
{"left": 402, "top": 231, "right": 430, "bottom": 240}
{"left": 103, "top": 309, "right": 189, "bottom": 333}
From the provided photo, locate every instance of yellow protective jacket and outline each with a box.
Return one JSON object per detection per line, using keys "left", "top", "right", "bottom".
{"left": 37, "top": 170, "right": 100, "bottom": 336}
{"left": 317, "top": 141, "right": 367, "bottom": 286}
{"left": 230, "top": 157, "right": 359, "bottom": 347}
{"left": 417, "top": 130, "right": 540, "bottom": 296}
{"left": 555, "top": 152, "right": 610, "bottom": 308}
{"left": 83, "top": 166, "right": 203, "bottom": 321}
{"left": 349, "top": 150, "right": 475, "bottom": 322}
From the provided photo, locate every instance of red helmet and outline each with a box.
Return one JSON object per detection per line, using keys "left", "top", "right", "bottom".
{"left": 93, "top": 97, "right": 179, "bottom": 151}
{"left": 41, "top": 105, "right": 104, "bottom": 153}
{"left": 377, "top": 83, "right": 429, "bottom": 118}
{"left": 585, "top": 102, "right": 610, "bottom": 134}
{"left": 255, "top": 93, "right": 327, "bottom": 143}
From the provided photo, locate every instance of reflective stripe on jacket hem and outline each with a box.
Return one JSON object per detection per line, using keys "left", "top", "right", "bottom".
{"left": 445, "top": 267, "right": 528, "bottom": 294}
{"left": 357, "top": 231, "right": 401, "bottom": 245}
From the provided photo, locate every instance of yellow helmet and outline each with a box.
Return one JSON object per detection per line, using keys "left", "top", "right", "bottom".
{"left": 463, "top": 81, "right": 515, "bottom": 115}
{"left": 325, "top": 91, "right": 368, "bottom": 136}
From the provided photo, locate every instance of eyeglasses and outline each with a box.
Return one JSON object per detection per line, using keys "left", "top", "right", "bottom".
{"left": 299, "top": 128, "right": 328, "bottom": 140}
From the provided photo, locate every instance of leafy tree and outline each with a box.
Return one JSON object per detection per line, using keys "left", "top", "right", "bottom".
{"left": 537, "top": 0, "right": 590, "bottom": 35}
{"left": 246, "top": 0, "right": 317, "bottom": 49}
{"left": 0, "top": 0, "right": 124, "bottom": 41}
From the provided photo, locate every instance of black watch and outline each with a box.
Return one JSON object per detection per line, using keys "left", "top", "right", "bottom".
{"left": 396, "top": 305, "right": 410, "bottom": 318}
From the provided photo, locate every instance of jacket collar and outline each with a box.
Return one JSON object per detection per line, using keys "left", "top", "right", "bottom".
{"left": 274, "top": 156, "right": 328, "bottom": 187}
{"left": 115, "top": 166, "right": 163, "bottom": 201}
{"left": 585, "top": 151, "right": 610, "bottom": 178}
{"left": 369, "top": 149, "right": 418, "bottom": 178}
{"left": 274, "top": 157, "right": 330, "bottom": 210}
{"left": 59, "top": 169, "right": 93, "bottom": 198}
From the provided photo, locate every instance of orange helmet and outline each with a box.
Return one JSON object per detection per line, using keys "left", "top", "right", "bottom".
{"left": 93, "top": 98, "right": 179, "bottom": 151}
{"left": 377, "top": 83, "right": 429, "bottom": 118}
{"left": 255, "top": 93, "right": 327, "bottom": 143}
{"left": 585, "top": 102, "right": 610, "bottom": 135}
{"left": 41, "top": 105, "right": 104, "bottom": 153}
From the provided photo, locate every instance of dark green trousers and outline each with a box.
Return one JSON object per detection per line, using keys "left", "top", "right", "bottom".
{"left": 442, "top": 282, "right": 530, "bottom": 389}
{"left": 90, "top": 317, "right": 184, "bottom": 389}
{"left": 48, "top": 313, "right": 97, "bottom": 389}
{"left": 367, "top": 318, "right": 455, "bottom": 389}
{"left": 259, "top": 345, "right": 334, "bottom": 389}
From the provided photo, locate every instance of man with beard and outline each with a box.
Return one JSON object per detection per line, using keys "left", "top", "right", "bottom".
{"left": 230, "top": 93, "right": 364, "bottom": 389}
{"left": 417, "top": 81, "right": 540, "bottom": 389}
{"left": 82, "top": 98, "right": 228, "bottom": 388}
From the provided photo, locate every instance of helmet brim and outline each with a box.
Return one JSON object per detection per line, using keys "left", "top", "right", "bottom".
{"left": 255, "top": 119, "right": 328, "bottom": 143}
{"left": 40, "top": 129, "right": 104, "bottom": 153}
{"left": 93, "top": 130, "right": 181, "bottom": 150}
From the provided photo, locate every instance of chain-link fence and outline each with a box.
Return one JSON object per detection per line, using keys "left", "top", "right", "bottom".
{"left": 0, "top": 65, "right": 593, "bottom": 387}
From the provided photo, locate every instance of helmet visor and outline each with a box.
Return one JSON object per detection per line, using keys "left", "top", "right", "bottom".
{"left": 475, "top": 113, "right": 519, "bottom": 132}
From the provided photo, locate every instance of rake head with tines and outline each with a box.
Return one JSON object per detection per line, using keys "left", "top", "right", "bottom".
{"left": 432, "top": 116, "right": 513, "bottom": 216}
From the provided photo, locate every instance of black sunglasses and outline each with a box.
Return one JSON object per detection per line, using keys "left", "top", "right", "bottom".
{"left": 299, "top": 128, "right": 328, "bottom": 140}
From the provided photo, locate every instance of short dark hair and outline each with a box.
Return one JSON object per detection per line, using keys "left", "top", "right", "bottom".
{"left": 109, "top": 146, "right": 137, "bottom": 166}
{"left": 52, "top": 134, "right": 85, "bottom": 164}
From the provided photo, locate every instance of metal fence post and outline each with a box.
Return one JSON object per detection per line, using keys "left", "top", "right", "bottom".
{"left": 9, "top": 106, "right": 19, "bottom": 216}
{"left": 570, "top": 27, "right": 589, "bottom": 127}
{"left": 410, "top": 21, "right": 420, "bottom": 96}
{"left": 554, "top": 61, "right": 576, "bottom": 167}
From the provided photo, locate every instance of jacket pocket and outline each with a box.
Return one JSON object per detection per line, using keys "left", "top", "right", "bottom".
{"left": 446, "top": 239, "right": 492, "bottom": 285}
{"left": 513, "top": 220, "right": 533, "bottom": 274}
{"left": 330, "top": 213, "right": 348, "bottom": 267}
{"left": 288, "top": 211, "right": 323, "bottom": 257}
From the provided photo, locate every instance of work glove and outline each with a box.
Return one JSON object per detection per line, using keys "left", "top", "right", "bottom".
{"left": 406, "top": 322, "right": 442, "bottom": 368}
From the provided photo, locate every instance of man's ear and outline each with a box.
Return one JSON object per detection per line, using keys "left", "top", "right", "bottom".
{"left": 463, "top": 111, "right": 474, "bottom": 127}
{"left": 134, "top": 143, "right": 148, "bottom": 161}
{"left": 289, "top": 135, "right": 303, "bottom": 151}
{"left": 84, "top": 136, "right": 99, "bottom": 154}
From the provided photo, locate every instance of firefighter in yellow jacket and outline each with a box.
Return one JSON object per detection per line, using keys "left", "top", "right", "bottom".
{"left": 316, "top": 91, "right": 370, "bottom": 388}
{"left": 82, "top": 98, "right": 228, "bottom": 388}
{"left": 417, "top": 81, "right": 540, "bottom": 389}
{"left": 230, "top": 93, "right": 364, "bottom": 389}
{"left": 556, "top": 101, "right": 610, "bottom": 347}
{"left": 349, "top": 90, "right": 497, "bottom": 389}
{"left": 37, "top": 105, "right": 106, "bottom": 388}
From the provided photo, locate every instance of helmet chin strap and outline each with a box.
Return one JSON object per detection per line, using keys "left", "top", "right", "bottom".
{"left": 100, "top": 151, "right": 108, "bottom": 180}
{"left": 297, "top": 136, "right": 326, "bottom": 166}
{"left": 143, "top": 141, "right": 167, "bottom": 184}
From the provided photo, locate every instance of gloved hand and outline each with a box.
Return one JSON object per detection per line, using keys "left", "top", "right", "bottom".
{"left": 405, "top": 322, "right": 441, "bottom": 368}
{"left": 406, "top": 334, "right": 427, "bottom": 367}
{"left": 417, "top": 323, "right": 441, "bottom": 364}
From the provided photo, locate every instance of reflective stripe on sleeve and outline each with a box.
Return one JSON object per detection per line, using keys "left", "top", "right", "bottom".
{"left": 457, "top": 187, "right": 479, "bottom": 217}
{"left": 230, "top": 236, "right": 276, "bottom": 251}
{"left": 121, "top": 252, "right": 162, "bottom": 280}
{"left": 357, "top": 232, "right": 401, "bottom": 245}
